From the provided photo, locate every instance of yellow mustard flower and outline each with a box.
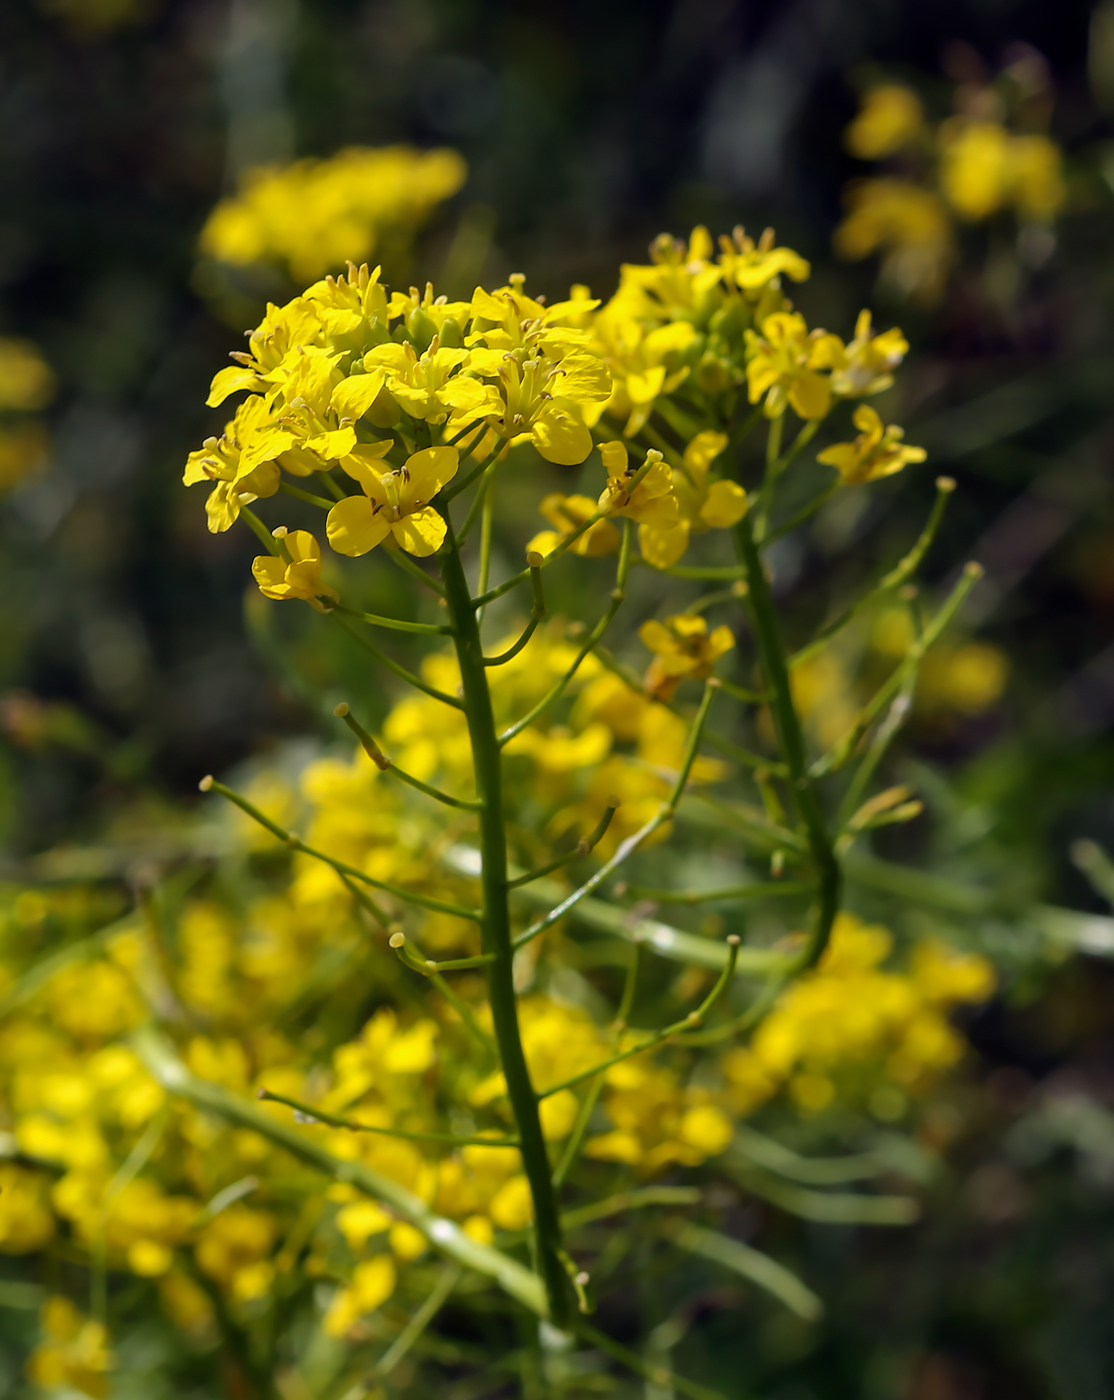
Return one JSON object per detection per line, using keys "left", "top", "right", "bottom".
{"left": 0, "top": 338, "right": 56, "bottom": 411}
{"left": 0, "top": 1163, "right": 55, "bottom": 1251}
{"left": 638, "top": 429, "right": 747, "bottom": 568}
{"left": 639, "top": 613, "right": 735, "bottom": 701}
{"left": 200, "top": 146, "right": 466, "bottom": 282}
{"left": 597, "top": 442, "right": 679, "bottom": 528}
{"left": 716, "top": 225, "right": 811, "bottom": 292}
{"left": 195, "top": 1205, "right": 276, "bottom": 1302}
{"left": 326, "top": 445, "right": 458, "bottom": 557}
{"left": 828, "top": 310, "right": 910, "bottom": 398}
{"left": 183, "top": 396, "right": 288, "bottom": 533}
{"left": 844, "top": 85, "right": 926, "bottom": 160}
{"left": 834, "top": 179, "right": 955, "bottom": 303}
{"left": 252, "top": 529, "right": 340, "bottom": 609}
{"left": 324, "top": 1254, "right": 397, "bottom": 1338}
{"left": 526, "top": 492, "right": 620, "bottom": 560}
{"left": 744, "top": 312, "right": 842, "bottom": 420}
{"left": 27, "top": 1297, "right": 112, "bottom": 1400}
{"left": 817, "top": 404, "right": 926, "bottom": 486}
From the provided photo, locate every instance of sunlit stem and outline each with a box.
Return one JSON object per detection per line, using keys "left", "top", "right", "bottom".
{"left": 374, "top": 1265, "right": 464, "bottom": 1382}
{"left": 733, "top": 503, "right": 841, "bottom": 970}
{"left": 198, "top": 776, "right": 482, "bottom": 922}
{"left": 458, "top": 460, "right": 497, "bottom": 543}
{"left": 332, "top": 613, "right": 463, "bottom": 709}
{"left": 752, "top": 411, "right": 785, "bottom": 541}
{"left": 333, "top": 602, "right": 452, "bottom": 637}
{"left": 383, "top": 542, "right": 447, "bottom": 597}
{"left": 483, "top": 555, "right": 547, "bottom": 666}
{"left": 552, "top": 941, "right": 639, "bottom": 1188}
{"left": 278, "top": 480, "right": 335, "bottom": 510}
{"left": 508, "top": 801, "right": 619, "bottom": 888}
{"left": 437, "top": 513, "right": 572, "bottom": 1329}
{"left": 811, "top": 562, "right": 983, "bottom": 779}
{"left": 334, "top": 702, "right": 481, "bottom": 810}
{"left": 515, "top": 683, "right": 717, "bottom": 951}
{"left": 497, "top": 521, "right": 633, "bottom": 746}
{"left": 239, "top": 505, "right": 282, "bottom": 555}
{"left": 619, "top": 880, "right": 811, "bottom": 905}
{"left": 388, "top": 931, "right": 498, "bottom": 1055}
{"left": 792, "top": 475, "right": 957, "bottom": 666}
{"left": 477, "top": 477, "right": 495, "bottom": 608}
{"left": 834, "top": 597, "right": 921, "bottom": 833}
{"left": 256, "top": 1087, "right": 517, "bottom": 1148}
{"left": 537, "top": 937, "right": 741, "bottom": 1100}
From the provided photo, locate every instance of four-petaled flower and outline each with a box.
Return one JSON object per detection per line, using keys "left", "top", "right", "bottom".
{"left": 597, "top": 442, "right": 679, "bottom": 529}
{"left": 252, "top": 530, "right": 339, "bottom": 612}
{"left": 326, "top": 445, "right": 459, "bottom": 557}
{"left": 817, "top": 404, "right": 926, "bottom": 487}
{"left": 744, "top": 312, "right": 843, "bottom": 420}
{"left": 527, "top": 493, "right": 620, "bottom": 560}
{"left": 639, "top": 613, "right": 735, "bottom": 701}
{"left": 638, "top": 430, "right": 747, "bottom": 569}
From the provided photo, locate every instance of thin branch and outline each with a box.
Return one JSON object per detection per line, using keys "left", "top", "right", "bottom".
{"left": 199, "top": 777, "right": 482, "bottom": 922}
{"left": 334, "top": 603, "right": 452, "bottom": 637}
{"left": 334, "top": 703, "right": 480, "bottom": 810}
{"left": 508, "top": 802, "right": 619, "bottom": 888}
{"left": 332, "top": 613, "right": 463, "bottom": 709}
{"left": 256, "top": 1088, "right": 517, "bottom": 1148}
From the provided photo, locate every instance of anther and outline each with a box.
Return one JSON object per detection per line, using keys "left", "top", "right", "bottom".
{"left": 198, "top": 775, "right": 214, "bottom": 792}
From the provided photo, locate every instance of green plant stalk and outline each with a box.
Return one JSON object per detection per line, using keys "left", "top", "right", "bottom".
{"left": 438, "top": 522, "right": 571, "bottom": 1330}
{"left": 733, "top": 507, "right": 841, "bottom": 968}
{"left": 133, "top": 1028, "right": 547, "bottom": 1315}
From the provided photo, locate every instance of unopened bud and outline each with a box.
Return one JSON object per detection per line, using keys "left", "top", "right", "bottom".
{"left": 727, "top": 934, "right": 741, "bottom": 947}
{"left": 333, "top": 702, "right": 350, "bottom": 718}
{"left": 199, "top": 775, "right": 214, "bottom": 792}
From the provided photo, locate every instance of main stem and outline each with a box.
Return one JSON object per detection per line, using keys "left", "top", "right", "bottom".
{"left": 733, "top": 509, "right": 841, "bottom": 967}
{"left": 439, "top": 529, "right": 570, "bottom": 1328}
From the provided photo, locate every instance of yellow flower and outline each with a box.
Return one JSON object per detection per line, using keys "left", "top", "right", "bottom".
{"left": 0, "top": 1163, "right": 55, "bottom": 1252}
{"left": 195, "top": 1205, "right": 276, "bottom": 1301}
{"left": 199, "top": 146, "right": 466, "bottom": 282}
{"left": 828, "top": 311, "right": 910, "bottom": 398}
{"left": 597, "top": 442, "right": 679, "bottom": 528}
{"left": 834, "top": 179, "right": 955, "bottom": 303}
{"left": 939, "top": 120, "right": 1012, "bottom": 221}
{"left": 0, "top": 338, "right": 56, "bottom": 411}
{"left": 844, "top": 85, "right": 925, "bottom": 160}
{"left": 326, "top": 445, "right": 458, "bottom": 557}
{"left": 1007, "top": 134, "right": 1066, "bottom": 221}
{"left": 639, "top": 613, "right": 734, "bottom": 700}
{"left": 182, "top": 395, "right": 287, "bottom": 533}
{"left": 526, "top": 492, "right": 620, "bottom": 560}
{"left": 323, "top": 1255, "right": 397, "bottom": 1337}
{"left": 638, "top": 430, "right": 747, "bottom": 568}
{"left": 717, "top": 226, "right": 810, "bottom": 292}
{"left": 744, "top": 312, "right": 842, "bottom": 420}
{"left": 817, "top": 404, "right": 926, "bottom": 486}
{"left": 27, "top": 1297, "right": 111, "bottom": 1400}
{"left": 252, "top": 530, "right": 340, "bottom": 610}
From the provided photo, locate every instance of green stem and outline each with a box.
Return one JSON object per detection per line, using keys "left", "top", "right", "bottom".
{"left": 334, "top": 603, "right": 451, "bottom": 637}
{"left": 792, "top": 475, "right": 956, "bottom": 666}
{"left": 134, "top": 1029, "right": 548, "bottom": 1316}
{"left": 733, "top": 507, "right": 841, "bottom": 969}
{"left": 508, "top": 802, "right": 618, "bottom": 888}
{"left": 332, "top": 613, "right": 462, "bottom": 708}
{"left": 256, "top": 1088, "right": 516, "bottom": 1148}
{"left": 279, "top": 480, "right": 335, "bottom": 510}
{"left": 438, "top": 521, "right": 572, "bottom": 1329}
{"left": 620, "top": 880, "right": 811, "bottom": 905}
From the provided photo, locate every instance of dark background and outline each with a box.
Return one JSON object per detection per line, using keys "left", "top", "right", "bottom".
{"left": 2, "top": 1, "right": 1114, "bottom": 1395}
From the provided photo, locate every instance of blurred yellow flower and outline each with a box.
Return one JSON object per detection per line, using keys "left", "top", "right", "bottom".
{"left": 844, "top": 85, "right": 926, "bottom": 159}
{"left": 639, "top": 613, "right": 734, "bottom": 701}
{"left": 27, "top": 1297, "right": 111, "bottom": 1399}
{"left": 817, "top": 404, "right": 926, "bottom": 486}
{"left": 200, "top": 146, "right": 466, "bottom": 282}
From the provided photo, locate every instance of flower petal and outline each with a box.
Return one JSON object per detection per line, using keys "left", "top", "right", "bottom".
{"left": 638, "top": 521, "right": 689, "bottom": 569}
{"left": 700, "top": 480, "right": 747, "bottom": 529}
{"left": 327, "top": 495, "right": 392, "bottom": 556}
{"left": 401, "top": 446, "right": 459, "bottom": 506}
{"left": 391, "top": 506, "right": 446, "bottom": 557}
{"left": 531, "top": 408, "right": 592, "bottom": 466}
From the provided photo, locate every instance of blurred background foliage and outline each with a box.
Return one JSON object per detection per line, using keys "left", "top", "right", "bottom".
{"left": 3, "top": 0, "right": 1114, "bottom": 1396}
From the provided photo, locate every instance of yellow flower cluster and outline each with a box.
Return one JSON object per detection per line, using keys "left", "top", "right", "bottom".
{"left": 836, "top": 75, "right": 1067, "bottom": 301}
{"left": 184, "top": 235, "right": 919, "bottom": 592}
{"left": 723, "top": 914, "right": 995, "bottom": 1117}
{"left": 199, "top": 146, "right": 467, "bottom": 283}
{"left": 0, "top": 337, "right": 55, "bottom": 493}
